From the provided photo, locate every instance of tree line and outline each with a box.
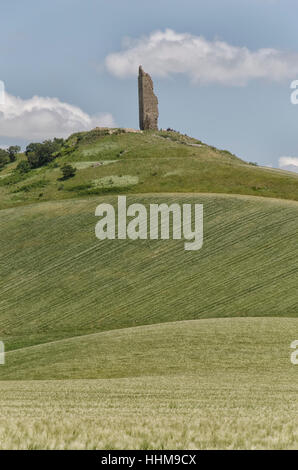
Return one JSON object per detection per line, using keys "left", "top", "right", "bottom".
{"left": 0, "top": 138, "right": 76, "bottom": 180}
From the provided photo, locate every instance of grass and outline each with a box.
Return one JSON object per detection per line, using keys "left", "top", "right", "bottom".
{"left": 92, "top": 174, "right": 139, "bottom": 189}
{"left": 0, "top": 318, "right": 297, "bottom": 449}
{"left": 0, "top": 376, "right": 296, "bottom": 449}
{"left": 71, "top": 161, "right": 118, "bottom": 170}
{"left": 0, "top": 375, "right": 295, "bottom": 450}
{"left": 1, "top": 317, "right": 296, "bottom": 379}
{"left": 11, "top": 179, "right": 49, "bottom": 193}
{"left": 1, "top": 193, "right": 298, "bottom": 352}
{"left": 1, "top": 129, "right": 298, "bottom": 209}
{"left": 0, "top": 128, "right": 298, "bottom": 448}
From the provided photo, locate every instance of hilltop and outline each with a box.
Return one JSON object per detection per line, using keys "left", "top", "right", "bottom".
{"left": 1, "top": 128, "right": 298, "bottom": 210}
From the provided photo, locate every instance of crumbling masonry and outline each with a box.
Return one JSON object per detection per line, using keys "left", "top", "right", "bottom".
{"left": 138, "top": 66, "right": 159, "bottom": 130}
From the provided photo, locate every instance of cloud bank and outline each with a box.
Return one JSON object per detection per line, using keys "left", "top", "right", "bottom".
{"left": 106, "top": 29, "right": 298, "bottom": 85}
{"left": 0, "top": 92, "right": 115, "bottom": 141}
{"left": 278, "top": 157, "right": 298, "bottom": 173}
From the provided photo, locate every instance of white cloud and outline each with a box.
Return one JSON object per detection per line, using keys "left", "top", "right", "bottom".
{"left": 278, "top": 156, "right": 298, "bottom": 173}
{"left": 106, "top": 29, "right": 298, "bottom": 85}
{"left": 0, "top": 92, "right": 115, "bottom": 140}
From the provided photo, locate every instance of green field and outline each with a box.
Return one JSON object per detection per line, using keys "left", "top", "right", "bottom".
{"left": 0, "top": 129, "right": 297, "bottom": 449}
{"left": 0, "top": 317, "right": 297, "bottom": 449}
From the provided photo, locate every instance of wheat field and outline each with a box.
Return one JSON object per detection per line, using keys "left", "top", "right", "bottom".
{"left": 0, "top": 317, "right": 297, "bottom": 449}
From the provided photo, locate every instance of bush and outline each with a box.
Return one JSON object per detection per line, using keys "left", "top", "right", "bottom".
{"left": 16, "top": 160, "right": 31, "bottom": 174}
{"left": 0, "top": 149, "right": 10, "bottom": 169}
{"left": 25, "top": 138, "right": 64, "bottom": 169}
{"left": 27, "top": 151, "right": 40, "bottom": 169}
{"left": 8, "top": 146, "right": 21, "bottom": 162}
{"left": 60, "top": 164, "right": 76, "bottom": 180}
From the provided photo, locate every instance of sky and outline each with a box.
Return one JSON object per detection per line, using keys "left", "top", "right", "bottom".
{"left": 1, "top": 0, "right": 298, "bottom": 171}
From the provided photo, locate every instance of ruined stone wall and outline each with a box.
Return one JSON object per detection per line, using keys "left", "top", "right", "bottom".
{"left": 138, "top": 66, "right": 159, "bottom": 130}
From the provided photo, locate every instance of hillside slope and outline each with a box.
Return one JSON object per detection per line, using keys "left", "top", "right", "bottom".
{"left": 0, "top": 317, "right": 297, "bottom": 449}
{"left": 1, "top": 129, "right": 298, "bottom": 210}
{"left": 0, "top": 129, "right": 298, "bottom": 450}
{"left": 0, "top": 193, "right": 298, "bottom": 352}
{"left": 1, "top": 317, "right": 296, "bottom": 380}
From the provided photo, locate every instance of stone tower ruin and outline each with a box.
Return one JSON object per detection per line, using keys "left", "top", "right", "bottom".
{"left": 138, "top": 66, "right": 159, "bottom": 130}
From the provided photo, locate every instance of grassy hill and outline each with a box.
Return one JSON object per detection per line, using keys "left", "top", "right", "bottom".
{"left": 1, "top": 317, "right": 296, "bottom": 380}
{"left": 0, "top": 128, "right": 297, "bottom": 449}
{"left": 0, "top": 317, "right": 297, "bottom": 448}
{"left": 1, "top": 129, "right": 298, "bottom": 210}
{"left": 1, "top": 193, "right": 298, "bottom": 353}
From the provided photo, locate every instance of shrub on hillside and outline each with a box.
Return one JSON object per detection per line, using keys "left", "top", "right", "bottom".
{"left": 60, "top": 164, "right": 76, "bottom": 180}
{"left": 25, "top": 138, "right": 64, "bottom": 169}
{"left": 8, "top": 145, "right": 21, "bottom": 162}
{"left": 16, "top": 160, "right": 31, "bottom": 174}
{"left": 0, "top": 149, "right": 10, "bottom": 169}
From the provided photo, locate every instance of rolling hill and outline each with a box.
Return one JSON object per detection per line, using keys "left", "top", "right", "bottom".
{"left": 0, "top": 128, "right": 297, "bottom": 449}
{"left": 1, "top": 129, "right": 298, "bottom": 211}
{"left": 0, "top": 317, "right": 297, "bottom": 449}
{"left": 1, "top": 317, "right": 296, "bottom": 380}
{"left": 0, "top": 193, "right": 298, "bottom": 353}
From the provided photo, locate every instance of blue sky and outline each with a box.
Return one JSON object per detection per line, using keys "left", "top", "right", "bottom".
{"left": 1, "top": 0, "right": 298, "bottom": 170}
